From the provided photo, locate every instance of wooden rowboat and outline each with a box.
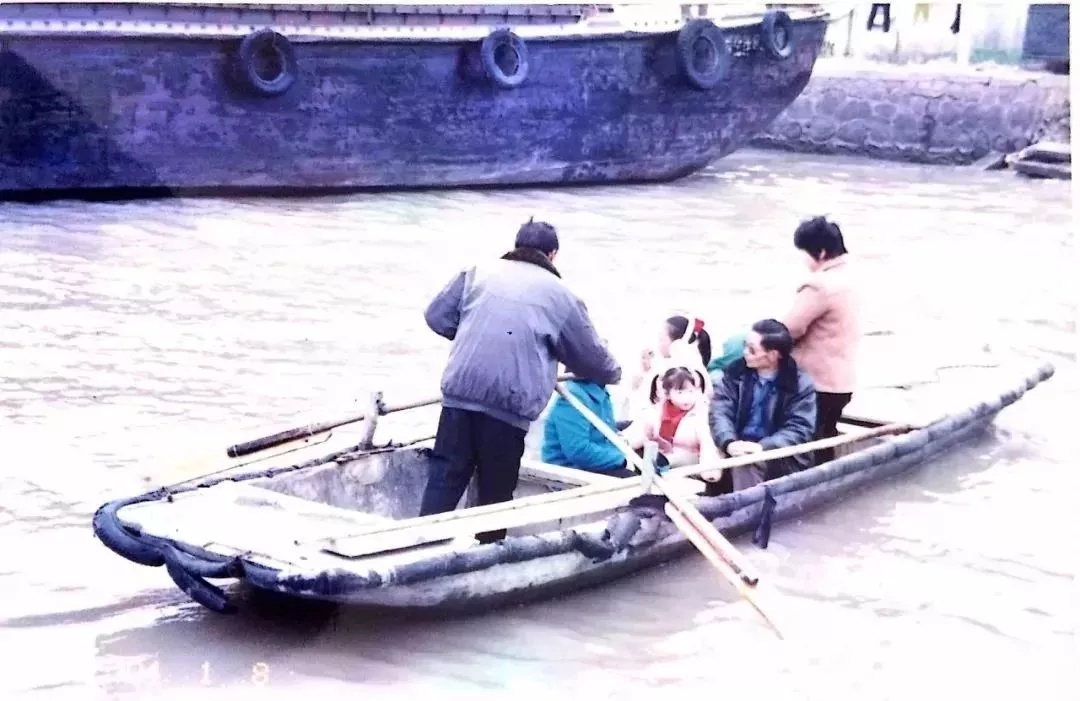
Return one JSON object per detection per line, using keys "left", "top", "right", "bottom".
{"left": 92, "top": 361, "right": 1054, "bottom": 616}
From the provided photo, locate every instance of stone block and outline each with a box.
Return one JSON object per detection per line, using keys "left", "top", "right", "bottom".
{"left": 754, "top": 65, "right": 1069, "bottom": 165}
{"left": 782, "top": 121, "right": 804, "bottom": 140}
{"left": 991, "top": 134, "right": 1012, "bottom": 152}
{"left": 817, "top": 88, "right": 845, "bottom": 114}
{"left": 1007, "top": 104, "right": 1036, "bottom": 130}
{"left": 808, "top": 120, "right": 837, "bottom": 142}
{"left": 835, "top": 120, "right": 869, "bottom": 146}
{"left": 929, "top": 98, "right": 962, "bottom": 126}
{"left": 914, "top": 78, "right": 949, "bottom": 98}
{"left": 837, "top": 98, "right": 872, "bottom": 122}
{"left": 866, "top": 120, "right": 893, "bottom": 145}
{"left": 931, "top": 127, "right": 972, "bottom": 153}
{"left": 904, "top": 95, "right": 929, "bottom": 116}
{"left": 891, "top": 113, "right": 921, "bottom": 142}
{"left": 872, "top": 102, "right": 897, "bottom": 120}
{"left": 971, "top": 129, "right": 991, "bottom": 156}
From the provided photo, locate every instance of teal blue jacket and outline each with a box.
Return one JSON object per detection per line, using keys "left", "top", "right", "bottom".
{"left": 707, "top": 332, "right": 747, "bottom": 374}
{"left": 540, "top": 380, "right": 626, "bottom": 472}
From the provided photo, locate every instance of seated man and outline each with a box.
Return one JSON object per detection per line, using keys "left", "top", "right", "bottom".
{"left": 541, "top": 377, "right": 637, "bottom": 477}
{"left": 707, "top": 319, "right": 817, "bottom": 492}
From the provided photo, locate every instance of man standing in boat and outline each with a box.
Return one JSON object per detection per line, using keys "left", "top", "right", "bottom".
{"left": 420, "top": 218, "right": 622, "bottom": 542}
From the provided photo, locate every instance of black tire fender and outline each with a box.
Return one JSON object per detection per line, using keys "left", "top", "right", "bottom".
{"left": 676, "top": 19, "right": 732, "bottom": 91}
{"left": 92, "top": 500, "right": 166, "bottom": 567}
{"left": 761, "top": 9, "right": 795, "bottom": 60}
{"left": 480, "top": 28, "right": 530, "bottom": 89}
{"left": 233, "top": 28, "right": 299, "bottom": 97}
{"left": 164, "top": 547, "right": 238, "bottom": 614}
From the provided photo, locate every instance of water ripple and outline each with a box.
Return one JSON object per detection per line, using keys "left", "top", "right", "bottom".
{"left": 0, "top": 149, "right": 1072, "bottom": 698}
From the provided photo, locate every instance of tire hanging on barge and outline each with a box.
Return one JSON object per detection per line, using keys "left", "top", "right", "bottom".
{"left": 232, "top": 28, "right": 299, "bottom": 97}
{"left": 675, "top": 19, "right": 732, "bottom": 91}
{"left": 761, "top": 9, "right": 795, "bottom": 60}
{"left": 481, "top": 28, "right": 530, "bottom": 89}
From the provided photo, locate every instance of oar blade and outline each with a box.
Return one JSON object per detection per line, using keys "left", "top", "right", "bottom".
{"left": 664, "top": 502, "right": 787, "bottom": 640}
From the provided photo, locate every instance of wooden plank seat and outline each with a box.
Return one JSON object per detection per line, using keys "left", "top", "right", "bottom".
{"left": 520, "top": 458, "right": 707, "bottom": 495}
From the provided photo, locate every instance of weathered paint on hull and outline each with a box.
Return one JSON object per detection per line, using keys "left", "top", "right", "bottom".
{"left": 0, "top": 19, "right": 827, "bottom": 197}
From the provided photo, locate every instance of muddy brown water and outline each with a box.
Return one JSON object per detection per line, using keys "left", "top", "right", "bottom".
{"left": 0, "top": 149, "right": 1073, "bottom": 700}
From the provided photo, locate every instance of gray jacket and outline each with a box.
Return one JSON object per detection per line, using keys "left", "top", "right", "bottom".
{"left": 424, "top": 250, "right": 622, "bottom": 430}
{"left": 708, "top": 357, "right": 817, "bottom": 478}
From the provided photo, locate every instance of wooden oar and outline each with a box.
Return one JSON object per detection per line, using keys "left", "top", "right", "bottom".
{"left": 663, "top": 504, "right": 784, "bottom": 637}
{"left": 146, "top": 374, "right": 578, "bottom": 490}
{"left": 224, "top": 373, "right": 577, "bottom": 458}
{"left": 315, "top": 421, "right": 913, "bottom": 557}
{"left": 225, "top": 395, "right": 438, "bottom": 458}
{"left": 141, "top": 392, "right": 392, "bottom": 490}
{"left": 552, "top": 383, "right": 784, "bottom": 637}
{"left": 145, "top": 429, "right": 339, "bottom": 488}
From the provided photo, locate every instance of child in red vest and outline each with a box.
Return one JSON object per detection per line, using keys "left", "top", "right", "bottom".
{"left": 625, "top": 367, "right": 719, "bottom": 468}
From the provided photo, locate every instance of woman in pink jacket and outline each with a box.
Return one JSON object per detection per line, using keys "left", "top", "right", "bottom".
{"left": 782, "top": 217, "right": 861, "bottom": 466}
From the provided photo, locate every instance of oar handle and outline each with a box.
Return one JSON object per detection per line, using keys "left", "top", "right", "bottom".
{"left": 226, "top": 419, "right": 344, "bottom": 458}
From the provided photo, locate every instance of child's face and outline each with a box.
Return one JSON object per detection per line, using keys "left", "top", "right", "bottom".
{"left": 666, "top": 384, "right": 699, "bottom": 411}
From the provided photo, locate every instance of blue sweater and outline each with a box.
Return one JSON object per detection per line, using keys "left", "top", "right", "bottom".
{"left": 540, "top": 380, "right": 626, "bottom": 472}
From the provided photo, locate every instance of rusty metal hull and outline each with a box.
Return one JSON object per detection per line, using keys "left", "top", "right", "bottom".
{"left": 0, "top": 16, "right": 827, "bottom": 198}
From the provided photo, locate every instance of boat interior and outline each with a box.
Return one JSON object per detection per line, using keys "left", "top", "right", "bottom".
{"left": 113, "top": 328, "right": 1008, "bottom": 571}
{"left": 115, "top": 403, "right": 891, "bottom": 572}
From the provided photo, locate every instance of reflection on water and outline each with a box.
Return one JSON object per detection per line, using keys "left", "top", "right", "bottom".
{"left": 0, "top": 149, "right": 1073, "bottom": 699}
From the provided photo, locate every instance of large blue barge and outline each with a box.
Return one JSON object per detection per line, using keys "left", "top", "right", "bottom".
{"left": 0, "top": 3, "right": 830, "bottom": 198}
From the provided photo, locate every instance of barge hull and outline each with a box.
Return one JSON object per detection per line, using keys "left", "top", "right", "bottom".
{"left": 0, "top": 16, "right": 827, "bottom": 195}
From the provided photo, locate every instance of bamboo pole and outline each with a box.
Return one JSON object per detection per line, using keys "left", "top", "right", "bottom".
{"left": 551, "top": 383, "right": 784, "bottom": 635}
{"left": 315, "top": 421, "right": 913, "bottom": 558}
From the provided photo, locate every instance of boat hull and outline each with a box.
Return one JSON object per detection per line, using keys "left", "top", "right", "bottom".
{"left": 91, "top": 362, "right": 1055, "bottom": 617}
{"left": 0, "top": 15, "right": 827, "bottom": 197}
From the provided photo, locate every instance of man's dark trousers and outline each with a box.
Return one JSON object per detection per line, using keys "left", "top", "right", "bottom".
{"left": 418, "top": 406, "right": 527, "bottom": 543}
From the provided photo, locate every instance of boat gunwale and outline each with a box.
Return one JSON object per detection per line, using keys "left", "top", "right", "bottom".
{"left": 91, "top": 361, "right": 1055, "bottom": 613}
{"left": 0, "top": 9, "right": 831, "bottom": 41}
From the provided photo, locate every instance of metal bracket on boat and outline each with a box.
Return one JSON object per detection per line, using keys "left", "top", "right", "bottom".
{"left": 357, "top": 391, "right": 385, "bottom": 450}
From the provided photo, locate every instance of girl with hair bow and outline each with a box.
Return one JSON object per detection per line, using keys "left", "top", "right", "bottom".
{"left": 631, "top": 315, "right": 714, "bottom": 412}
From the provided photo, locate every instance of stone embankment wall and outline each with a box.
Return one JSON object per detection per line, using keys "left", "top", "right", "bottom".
{"left": 751, "top": 61, "right": 1070, "bottom": 165}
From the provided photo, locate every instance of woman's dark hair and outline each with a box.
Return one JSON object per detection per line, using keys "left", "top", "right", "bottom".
{"left": 750, "top": 318, "right": 794, "bottom": 358}
{"left": 793, "top": 216, "right": 847, "bottom": 261}
{"left": 660, "top": 367, "right": 698, "bottom": 392}
{"left": 665, "top": 315, "right": 712, "bottom": 368}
